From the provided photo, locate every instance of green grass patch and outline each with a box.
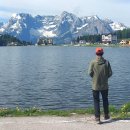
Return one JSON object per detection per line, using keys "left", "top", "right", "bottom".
{"left": 0, "top": 107, "right": 94, "bottom": 117}
{"left": 0, "top": 103, "right": 130, "bottom": 119}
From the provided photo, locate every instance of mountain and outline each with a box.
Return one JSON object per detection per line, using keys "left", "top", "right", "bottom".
{"left": 0, "top": 22, "right": 4, "bottom": 31}
{"left": 103, "top": 18, "right": 127, "bottom": 31}
{"left": 0, "top": 22, "right": 3, "bottom": 27}
{"left": 0, "top": 11, "right": 127, "bottom": 44}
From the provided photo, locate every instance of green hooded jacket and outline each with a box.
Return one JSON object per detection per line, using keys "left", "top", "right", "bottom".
{"left": 88, "top": 56, "right": 112, "bottom": 90}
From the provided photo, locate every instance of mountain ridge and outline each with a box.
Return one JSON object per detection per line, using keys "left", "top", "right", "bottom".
{"left": 0, "top": 11, "right": 127, "bottom": 44}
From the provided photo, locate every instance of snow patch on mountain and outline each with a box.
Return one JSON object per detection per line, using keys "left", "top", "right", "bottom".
{"left": 77, "top": 23, "right": 88, "bottom": 30}
{"left": 87, "top": 15, "right": 99, "bottom": 20}
{"left": 43, "top": 31, "right": 57, "bottom": 37}
{"left": 0, "top": 28, "right": 4, "bottom": 32}
{"left": 44, "top": 25, "right": 56, "bottom": 30}
{"left": 0, "top": 11, "right": 128, "bottom": 44}
{"left": 110, "top": 22, "right": 126, "bottom": 31}
{"left": 0, "top": 22, "right": 4, "bottom": 32}
{"left": 11, "top": 22, "right": 21, "bottom": 30}
{"left": 12, "top": 13, "right": 22, "bottom": 20}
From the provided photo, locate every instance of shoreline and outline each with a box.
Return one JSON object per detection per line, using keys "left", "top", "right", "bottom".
{"left": 0, "top": 103, "right": 130, "bottom": 119}
{"left": 1, "top": 43, "right": 130, "bottom": 47}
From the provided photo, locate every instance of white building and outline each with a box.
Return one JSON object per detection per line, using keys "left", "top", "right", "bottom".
{"left": 102, "top": 34, "right": 117, "bottom": 44}
{"left": 79, "top": 40, "right": 86, "bottom": 44}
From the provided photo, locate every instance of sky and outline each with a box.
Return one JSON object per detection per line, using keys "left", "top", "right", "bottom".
{"left": 0, "top": 0, "right": 130, "bottom": 27}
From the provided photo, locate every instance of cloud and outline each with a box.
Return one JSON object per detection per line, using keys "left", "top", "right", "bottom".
{"left": 0, "top": 0, "right": 130, "bottom": 26}
{"left": 0, "top": 0, "right": 128, "bottom": 16}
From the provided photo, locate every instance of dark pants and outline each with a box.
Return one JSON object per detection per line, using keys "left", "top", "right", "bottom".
{"left": 93, "top": 89, "right": 109, "bottom": 118}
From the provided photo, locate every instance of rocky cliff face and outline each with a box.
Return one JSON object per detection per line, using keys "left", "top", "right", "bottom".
{"left": 0, "top": 11, "right": 127, "bottom": 44}
{"left": 0, "top": 22, "right": 3, "bottom": 27}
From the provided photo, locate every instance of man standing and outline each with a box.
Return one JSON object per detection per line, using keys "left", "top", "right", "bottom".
{"left": 88, "top": 48, "right": 112, "bottom": 123}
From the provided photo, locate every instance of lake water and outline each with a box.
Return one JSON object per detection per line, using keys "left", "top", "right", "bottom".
{"left": 0, "top": 46, "right": 130, "bottom": 110}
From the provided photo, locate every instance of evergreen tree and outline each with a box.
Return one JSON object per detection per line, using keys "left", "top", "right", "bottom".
{"left": 0, "top": 34, "right": 31, "bottom": 46}
{"left": 77, "top": 34, "right": 101, "bottom": 43}
{"left": 116, "top": 28, "right": 130, "bottom": 40}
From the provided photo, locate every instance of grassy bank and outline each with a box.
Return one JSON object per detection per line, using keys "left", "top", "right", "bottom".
{"left": 0, "top": 103, "right": 130, "bottom": 119}
{"left": 0, "top": 107, "right": 94, "bottom": 117}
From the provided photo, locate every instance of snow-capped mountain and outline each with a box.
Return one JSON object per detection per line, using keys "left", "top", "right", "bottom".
{"left": 0, "top": 22, "right": 4, "bottom": 32}
{"left": 0, "top": 22, "right": 3, "bottom": 27}
{"left": 0, "top": 11, "right": 127, "bottom": 44}
{"left": 104, "top": 18, "right": 127, "bottom": 31}
{"left": 109, "top": 22, "right": 126, "bottom": 31}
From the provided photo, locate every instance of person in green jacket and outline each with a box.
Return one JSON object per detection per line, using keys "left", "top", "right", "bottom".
{"left": 88, "top": 47, "right": 112, "bottom": 123}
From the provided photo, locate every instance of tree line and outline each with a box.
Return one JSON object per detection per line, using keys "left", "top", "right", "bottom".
{"left": 0, "top": 34, "right": 32, "bottom": 46}
{"left": 116, "top": 28, "right": 130, "bottom": 40}
{"left": 77, "top": 34, "right": 101, "bottom": 43}
{"left": 76, "top": 28, "right": 130, "bottom": 43}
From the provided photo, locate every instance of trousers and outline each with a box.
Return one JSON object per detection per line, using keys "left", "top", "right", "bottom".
{"left": 92, "top": 89, "right": 109, "bottom": 118}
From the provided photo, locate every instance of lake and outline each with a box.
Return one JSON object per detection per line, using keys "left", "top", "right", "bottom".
{"left": 0, "top": 46, "right": 130, "bottom": 110}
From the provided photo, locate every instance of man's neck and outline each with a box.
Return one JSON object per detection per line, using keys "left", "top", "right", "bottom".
{"left": 96, "top": 55, "right": 103, "bottom": 60}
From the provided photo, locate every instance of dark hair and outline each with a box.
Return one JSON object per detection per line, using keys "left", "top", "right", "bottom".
{"left": 96, "top": 52, "right": 104, "bottom": 56}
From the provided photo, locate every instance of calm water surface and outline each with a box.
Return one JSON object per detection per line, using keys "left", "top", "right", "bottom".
{"left": 0, "top": 46, "right": 130, "bottom": 110}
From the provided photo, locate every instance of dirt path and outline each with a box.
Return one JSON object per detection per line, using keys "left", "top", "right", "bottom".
{"left": 0, "top": 116, "right": 130, "bottom": 130}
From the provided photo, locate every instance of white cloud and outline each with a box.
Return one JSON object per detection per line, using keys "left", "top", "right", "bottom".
{"left": 0, "top": 0, "right": 130, "bottom": 26}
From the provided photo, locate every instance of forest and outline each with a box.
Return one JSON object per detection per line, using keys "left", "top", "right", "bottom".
{"left": 0, "top": 34, "right": 31, "bottom": 46}
{"left": 76, "top": 28, "right": 130, "bottom": 43}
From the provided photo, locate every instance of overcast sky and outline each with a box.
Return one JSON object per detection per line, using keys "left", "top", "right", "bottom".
{"left": 0, "top": 0, "right": 130, "bottom": 27}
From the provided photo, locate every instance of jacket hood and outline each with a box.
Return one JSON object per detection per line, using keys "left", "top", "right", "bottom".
{"left": 96, "top": 56, "right": 106, "bottom": 65}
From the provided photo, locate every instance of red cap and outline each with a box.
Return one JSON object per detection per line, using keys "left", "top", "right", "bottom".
{"left": 96, "top": 48, "right": 104, "bottom": 55}
{"left": 96, "top": 48, "right": 104, "bottom": 53}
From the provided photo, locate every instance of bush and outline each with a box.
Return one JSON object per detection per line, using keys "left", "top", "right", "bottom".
{"left": 120, "top": 102, "right": 130, "bottom": 114}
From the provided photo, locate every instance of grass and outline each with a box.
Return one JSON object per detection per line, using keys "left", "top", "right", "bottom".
{"left": 0, "top": 103, "right": 130, "bottom": 120}
{"left": 0, "top": 107, "right": 94, "bottom": 117}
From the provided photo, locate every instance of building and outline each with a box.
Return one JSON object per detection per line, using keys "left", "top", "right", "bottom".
{"left": 102, "top": 34, "right": 117, "bottom": 44}
{"left": 37, "top": 37, "right": 53, "bottom": 45}
{"left": 79, "top": 40, "right": 86, "bottom": 44}
{"left": 120, "top": 39, "right": 130, "bottom": 45}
